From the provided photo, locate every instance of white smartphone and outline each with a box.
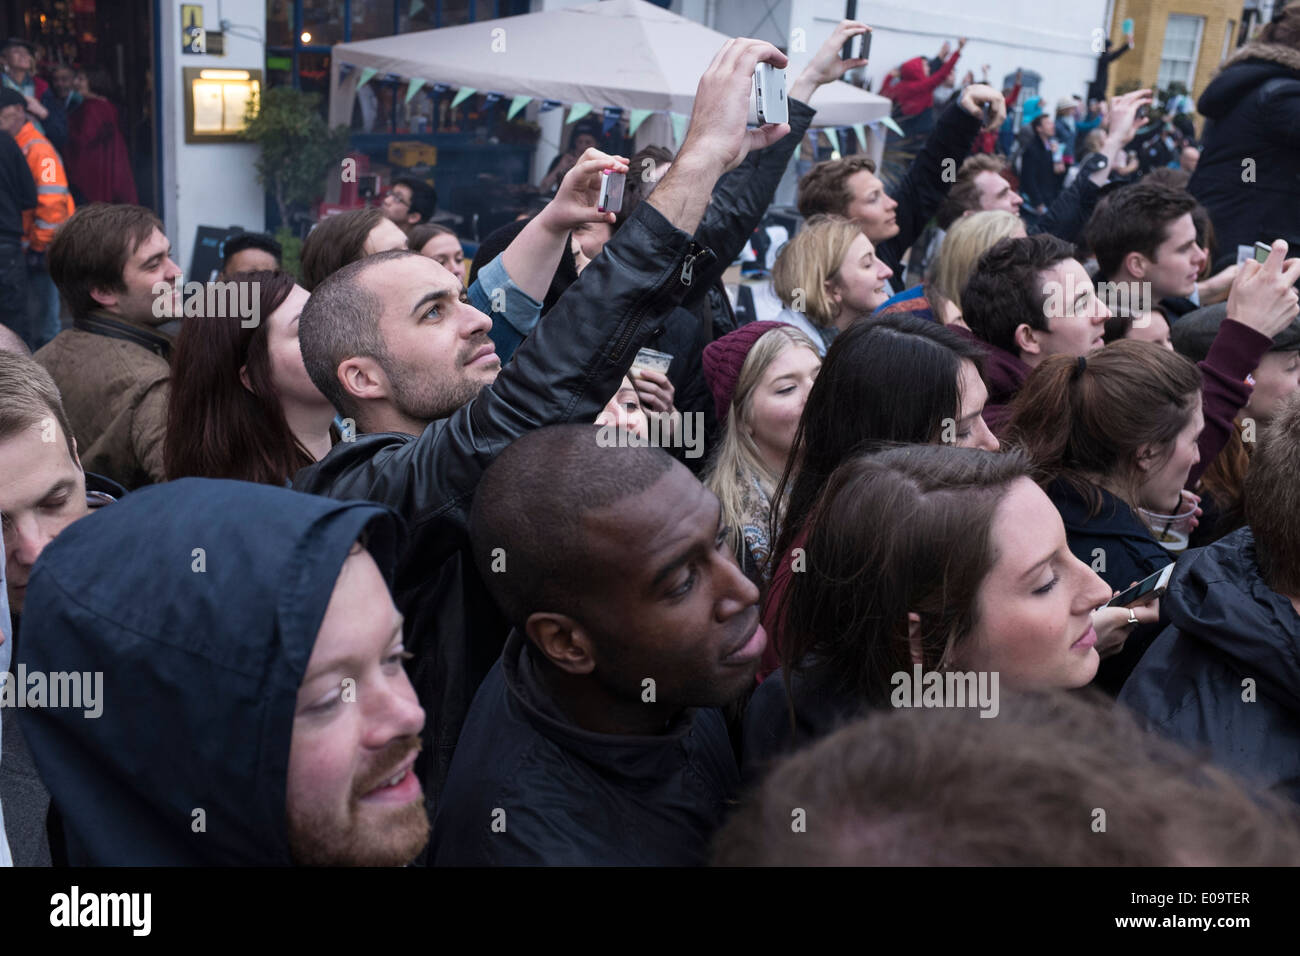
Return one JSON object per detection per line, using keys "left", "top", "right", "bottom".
{"left": 1105, "top": 563, "right": 1174, "bottom": 608}
{"left": 598, "top": 170, "right": 626, "bottom": 214}
{"left": 753, "top": 63, "right": 788, "bottom": 126}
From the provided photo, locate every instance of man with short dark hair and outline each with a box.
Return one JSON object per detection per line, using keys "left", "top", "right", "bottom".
{"left": 1019, "top": 113, "right": 1065, "bottom": 215}
{"left": 1122, "top": 393, "right": 1300, "bottom": 803}
{"left": 381, "top": 176, "right": 436, "bottom": 234}
{"left": 37, "top": 203, "right": 181, "bottom": 488}
{"left": 292, "top": 38, "right": 793, "bottom": 825}
{"left": 219, "top": 230, "right": 282, "bottom": 279}
{"left": 1085, "top": 182, "right": 1207, "bottom": 317}
{"left": 433, "top": 425, "right": 764, "bottom": 865}
{"left": 960, "top": 234, "right": 1111, "bottom": 431}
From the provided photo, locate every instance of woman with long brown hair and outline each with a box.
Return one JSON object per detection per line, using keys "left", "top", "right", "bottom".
{"left": 743, "top": 445, "right": 1112, "bottom": 772}
{"left": 1005, "top": 340, "right": 1203, "bottom": 692}
{"left": 165, "top": 270, "right": 337, "bottom": 484}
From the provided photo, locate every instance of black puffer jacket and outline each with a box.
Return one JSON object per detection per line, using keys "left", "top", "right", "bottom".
{"left": 432, "top": 632, "right": 740, "bottom": 865}
{"left": 293, "top": 199, "right": 713, "bottom": 827}
{"left": 1119, "top": 527, "right": 1300, "bottom": 803}
{"left": 1190, "top": 42, "right": 1300, "bottom": 272}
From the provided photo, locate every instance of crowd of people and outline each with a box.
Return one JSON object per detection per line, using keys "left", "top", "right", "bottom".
{"left": 3, "top": 12, "right": 1300, "bottom": 867}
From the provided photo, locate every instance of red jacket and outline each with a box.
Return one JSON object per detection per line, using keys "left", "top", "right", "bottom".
{"left": 974, "top": 82, "right": 1020, "bottom": 154}
{"left": 881, "top": 52, "right": 960, "bottom": 118}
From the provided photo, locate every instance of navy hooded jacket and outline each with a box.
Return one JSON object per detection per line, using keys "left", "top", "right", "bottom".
{"left": 1120, "top": 527, "right": 1300, "bottom": 803}
{"left": 16, "top": 478, "right": 404, "bottom": 865}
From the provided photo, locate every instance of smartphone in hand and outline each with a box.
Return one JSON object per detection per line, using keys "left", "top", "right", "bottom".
{"left": 598, "top": 170, "right": 626, "bottom": 214}
{"left": 842, "top": 31, "right": 870, "bottom": 61}
{"left": 753, "top": 63, "right": 788, "bottom": 126}
{"left": 1105, "top": 563, "right": 1174, "bottom": 608}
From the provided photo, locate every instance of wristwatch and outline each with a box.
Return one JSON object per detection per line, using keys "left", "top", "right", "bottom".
{"left": 1082, "top": 152, "right": 1109, "bottom": 175}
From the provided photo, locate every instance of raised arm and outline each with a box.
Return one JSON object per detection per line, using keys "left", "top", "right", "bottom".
{"left": 498, "top": 148, "right": 629, "bottom": 302}
{"left": 690, "top": 21, "right": 868, "bottom": 296}
{"left": 887, "top": 83, "right": 1003, "bottom": 253}
{"left": 342, "top": 38, "right": 793, "bottom": 522}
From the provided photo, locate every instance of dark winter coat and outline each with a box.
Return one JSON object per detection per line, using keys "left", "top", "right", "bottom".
{"left": 1119, "top": 527, "right": 1300, "bottom": 802}
{"left": 1190, "top": 41, "right": 1300, "bottom": 272}
{"left": 432, "top": 632, "right": 741, "bottom": 866}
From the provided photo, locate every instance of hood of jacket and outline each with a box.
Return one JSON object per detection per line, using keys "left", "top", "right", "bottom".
{"left": 17, "top": 477, "right": 403, "bottom": 865}
{"left": 899, "top": 57, "right": 927, "bottom": 82}
{"left": 1200, "top": 42, "right": 1300, "bottom": 119}
{"left": 1163, "top": 526, "right": 1300, "bottom": 713}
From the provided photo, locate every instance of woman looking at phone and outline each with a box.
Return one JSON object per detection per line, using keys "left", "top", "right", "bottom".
{"left": 744, "top": 445, "right": 1114, "bottom": 771}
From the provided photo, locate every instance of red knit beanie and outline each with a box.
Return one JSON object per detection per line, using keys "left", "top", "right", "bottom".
{"left": 701, "top": 321, "right": 790, "bottom": 424}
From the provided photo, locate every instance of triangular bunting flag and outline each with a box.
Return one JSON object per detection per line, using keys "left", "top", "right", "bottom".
{"left": 356, "top": 67, "right": 377, "bottom": 89}
{"left": 450, "top": 86, "right": 476, "bottom": 109}
{"left": 507, "top": 95, "right": 532, "bottom": 120}
{"left": 405, "top": 78, "right": 426, "bottom": 103}
{"left": 567, "top": 103, "right": 593, "bottom": 123}
{"left": 824, "top": 128, "right": 840, "bottom": 155}
{"left": 411, "top": 0, "right": 426, "bottom": 17}
{"left": 852, "top": 123, "right": 867, "bottom": 153}
{"left": 880, "top": 115, "right": 904, "bottom": 138}
{"left": 627, "top": 108, "right": 654, "bottom": 137}
{"left": 669, "top": 112, "right": 689, "bottom": 147}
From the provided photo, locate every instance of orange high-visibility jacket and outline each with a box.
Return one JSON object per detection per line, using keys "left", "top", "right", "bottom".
{"left": 16, "top": 121, "right": 74, "bottom": 253}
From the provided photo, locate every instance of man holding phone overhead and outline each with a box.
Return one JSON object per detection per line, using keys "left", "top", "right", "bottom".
{"left": 293, "top": 35, "right": 794, "bottom": 829}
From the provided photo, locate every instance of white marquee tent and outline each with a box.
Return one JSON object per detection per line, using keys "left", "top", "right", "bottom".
{"left": 328, "top": 0, "right": 891, "bottom": 156}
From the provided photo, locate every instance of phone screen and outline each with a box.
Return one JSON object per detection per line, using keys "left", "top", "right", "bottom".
{"left": 1122, "top": 18, "right": 1133, "bottom": 35}
{"left": 598, "top": 172, "right": 625, "bottom": 214}
{"left": 1106, "top": 564, "right": 1173, "bottom": 608}
{"left": 1255, "top": 242, "right": 1273, "bottom": 264}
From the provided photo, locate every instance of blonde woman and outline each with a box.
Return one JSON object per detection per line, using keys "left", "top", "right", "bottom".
{"left": 770, "top": 215, "right": 894, "bottom": 354}
{"left": 930, "top": 209, "right": 1026, "bottom": 322}
{"left": 701, "top": 322, "right": 821, "bottom": 581}
{"left": 875, "top": 209, "right": 1024, "bottom": 328}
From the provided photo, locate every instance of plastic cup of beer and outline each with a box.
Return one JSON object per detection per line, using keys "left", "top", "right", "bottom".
{"left": 631, "top": 347, "right": 673, "bottom": 376}
{"left": 1136, "top": 499, "right": 1197, "bottom": 553}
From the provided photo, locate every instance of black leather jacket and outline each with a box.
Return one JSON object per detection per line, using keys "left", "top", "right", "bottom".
{"left": 292, "top": 198, "right": 714, "bottom": 825}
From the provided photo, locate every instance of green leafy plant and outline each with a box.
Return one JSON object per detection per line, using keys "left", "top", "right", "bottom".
{"left": 241, "top": 86, "right": 351, "bottom": 237}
